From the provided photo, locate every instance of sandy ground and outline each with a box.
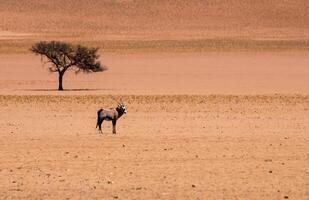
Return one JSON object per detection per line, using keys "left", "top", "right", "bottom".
{"left": 0, "top": 95, "right": 308, "bottom": 199}
{"left": 0, "top": 52, "right": 309, "bottom": 95}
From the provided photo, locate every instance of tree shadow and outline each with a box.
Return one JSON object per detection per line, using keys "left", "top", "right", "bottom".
{"left": 19, "top": 88, "right": 112, "bottom": 92}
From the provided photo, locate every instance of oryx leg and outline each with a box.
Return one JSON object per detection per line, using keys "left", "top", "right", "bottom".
{"left": 98, "top": 119, "right": 104, "bottom": 134}
{"left": 112, "top": 120, "right": 117, "bottom": 134}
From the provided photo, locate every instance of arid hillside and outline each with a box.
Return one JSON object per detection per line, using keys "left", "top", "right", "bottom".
{"left": 1, "top": 0, "right": 309, "bottom": 53}
{"left": 1, "top": 0, "right": 309, "bottom": 39}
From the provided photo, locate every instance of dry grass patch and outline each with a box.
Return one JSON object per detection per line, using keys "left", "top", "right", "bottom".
{"left": 2, "top": 39, "right": 309, "bottom": 54}
{"left": 1, "top": 94, "right": 308, "bottom": 111}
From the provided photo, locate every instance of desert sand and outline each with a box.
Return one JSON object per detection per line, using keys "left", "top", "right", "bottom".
{"left": 1, "top": 52, "right": 309, "bottom": 95}
{"left": 0, "top": 0, "right": 309, "bottom": 199}
{"left": 0, "top": 95, "right": 308, "bottom": 199}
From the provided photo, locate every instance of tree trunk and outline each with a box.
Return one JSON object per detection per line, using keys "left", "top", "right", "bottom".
{"left": 58, "top": 73, "right": 64, "bottom": 91}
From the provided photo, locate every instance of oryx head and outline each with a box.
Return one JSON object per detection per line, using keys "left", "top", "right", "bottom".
{"left": 114, "top": 98, "right": 127, "bottom": 114}
{"left": 118, "top": 102, "right": 127, "bottom": 114}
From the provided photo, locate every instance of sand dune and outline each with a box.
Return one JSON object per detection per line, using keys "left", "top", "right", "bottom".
{"left": 1, "top": 0, "right": 308, "bottom": 39}
{"left": 1, "top": 0, "right": 309, "bottom": 53}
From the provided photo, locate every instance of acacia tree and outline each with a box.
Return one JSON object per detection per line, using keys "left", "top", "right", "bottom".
{"left": 31, "top": 41, "right": 106, "bottom": 90}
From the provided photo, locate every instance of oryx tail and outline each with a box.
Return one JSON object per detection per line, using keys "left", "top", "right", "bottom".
{"left": 96, "top": 109, "right": 103, "bottom": 128}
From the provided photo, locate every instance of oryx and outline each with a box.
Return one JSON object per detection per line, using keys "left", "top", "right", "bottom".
{"left": 96, "top": 100, "right": 127, "bottom": 134}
